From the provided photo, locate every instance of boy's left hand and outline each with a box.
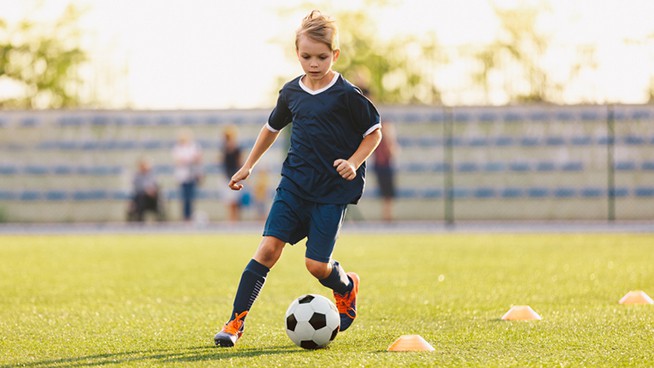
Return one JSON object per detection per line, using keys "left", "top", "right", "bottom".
{"left": 334, "top": 159, "right": 356, "bottom": 181}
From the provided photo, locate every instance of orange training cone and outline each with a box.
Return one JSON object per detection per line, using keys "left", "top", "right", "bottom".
{"left": 619, "top": 290, "right": 654, "bottom": 305}
{"left": 501, "top": 305, "right": 542, "bottom": 321}
{"left": 387, "top": 335, "right": 435, "bottom": 352}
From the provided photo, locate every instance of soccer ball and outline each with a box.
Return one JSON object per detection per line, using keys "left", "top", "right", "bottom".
{"left": 285, "top": 294, "right": 340, "bottom": 349}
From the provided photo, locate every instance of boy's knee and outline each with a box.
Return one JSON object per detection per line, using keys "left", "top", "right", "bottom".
{"left": 253, "top": 237, "right": 285, "bottom": 268}
{"left": 305, "top": 258, "right": 330, "bottom": 279}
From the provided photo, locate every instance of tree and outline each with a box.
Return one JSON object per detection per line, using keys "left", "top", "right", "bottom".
{"left": 0, "top": 4, "right": 87, "bottom": 109}
{"left": 472, "top": 1, "right": 554, "bottom": 103}
{"left": 275, "top": 1, "right": 443, "bottom": 105}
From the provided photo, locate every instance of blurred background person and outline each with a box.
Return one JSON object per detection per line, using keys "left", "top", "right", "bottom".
{"left": 221, "top": 125, "right": 244, "bottom": 222}
{"left": 127, "top": 157, "right": 165, "bottom": 222}
{"left": 252, "top": 167, "right": 270, "bottom": 221}
{"left": 361, "top": 86, "right": 399, "bottom": 222}
{"left": 172, "top": 128, "right": 203, "bottom": 222}
{"left": 373, "top": 119, "right": 399, "bottom": 222}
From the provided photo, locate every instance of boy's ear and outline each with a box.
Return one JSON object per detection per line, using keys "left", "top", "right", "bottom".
{"left": 332, "top": 49, "right": 340, "bottom": 62}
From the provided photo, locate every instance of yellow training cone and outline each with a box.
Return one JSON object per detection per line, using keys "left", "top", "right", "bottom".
{"left": 387, "top": 335, "right": 435, "bottom": 352}
{"left": 501, "top": 305, "right": 542, "bottom": 321}
{"left": 619, "top": 290, "right": 654, "bottom": 305}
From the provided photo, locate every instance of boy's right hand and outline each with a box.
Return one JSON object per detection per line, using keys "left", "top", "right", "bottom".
{"left": 228, "top": 167, "right": 251, "bottom": 190}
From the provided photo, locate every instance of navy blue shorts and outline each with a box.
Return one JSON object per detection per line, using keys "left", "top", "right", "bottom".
{"left": 263, "top": 188, "right": 347, "bottom": 263}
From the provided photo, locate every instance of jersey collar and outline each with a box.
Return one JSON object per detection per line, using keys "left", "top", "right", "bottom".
{"left": 298, "top": 72, "right": 340, "bottom": 95}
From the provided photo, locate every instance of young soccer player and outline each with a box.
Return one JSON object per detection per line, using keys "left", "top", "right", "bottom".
{"left": 214, "top": 10, "right": 382, "bottom": 347}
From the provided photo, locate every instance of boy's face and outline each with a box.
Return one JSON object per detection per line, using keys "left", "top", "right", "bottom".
{"left": 296, "top": 35, "right": 340, "bottom": 84}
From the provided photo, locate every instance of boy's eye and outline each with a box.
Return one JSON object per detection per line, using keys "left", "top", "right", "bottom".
{"left": 300, "top": 55, "right": 329, "bottom": 61}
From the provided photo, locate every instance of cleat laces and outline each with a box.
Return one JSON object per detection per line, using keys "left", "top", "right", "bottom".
{"left": 223, "top": 311, "right": 248, "bottom": 335}
{"left": 335, "top": 292, "right": 357, "bottom": 319}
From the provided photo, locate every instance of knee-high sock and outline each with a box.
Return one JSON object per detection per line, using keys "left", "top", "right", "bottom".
{"left": 230, "top": 259, "right": 270, "bottom": 321}
{"left": 319, "top": 260, "right": 352, "bottom": 295}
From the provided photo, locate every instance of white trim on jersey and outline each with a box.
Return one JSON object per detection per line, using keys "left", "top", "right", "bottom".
{"left": 265, "top": 122, "right": 279, "bottom": 133}
{"left": 363, "top": 122, "right": 382, "bottom": 138}
{"left": 298, "top": 72, "right": 340, "bottom": 95}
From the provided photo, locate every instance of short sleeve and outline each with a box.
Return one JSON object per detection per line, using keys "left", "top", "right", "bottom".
{"left": 348, "top": 87, "right": 381, "bottom": 137}
{"left": 268, "top": 87, "right": 293, "bottom": 131}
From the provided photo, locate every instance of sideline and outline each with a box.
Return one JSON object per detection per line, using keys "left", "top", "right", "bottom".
{"left": 0, "top": 221, "right": 652, "bottom": 235}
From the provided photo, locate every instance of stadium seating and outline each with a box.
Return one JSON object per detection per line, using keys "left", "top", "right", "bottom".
{"left": 1, "top": 105, "right": 653, "bottom": 222}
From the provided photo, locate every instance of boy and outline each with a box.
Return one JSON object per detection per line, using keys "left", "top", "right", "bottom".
{"left": 214, "top": 10, "right": 382, "bottom": 347}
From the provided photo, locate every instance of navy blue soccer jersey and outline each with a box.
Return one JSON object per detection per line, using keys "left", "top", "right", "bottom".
{"left": 267, "top": 73, "right": 381, "bottom": 205}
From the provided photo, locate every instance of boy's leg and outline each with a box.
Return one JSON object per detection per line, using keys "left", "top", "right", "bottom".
{"left": 317, "top": 260, "right": 351, "bottom": 295}
{"left": 214, "top": 259, "right": 268, "bottom": 347}
{"left": 305, "top": 203, "right": 359, "bottom": 331}
{"left": 214, "top": 237, "right": 284, "bottom": 347}
{"left": 317, "top": 260, "right": 359, "bottom": 331}
{"left": 230, "top": 259, "right": 270, "bottom": 319}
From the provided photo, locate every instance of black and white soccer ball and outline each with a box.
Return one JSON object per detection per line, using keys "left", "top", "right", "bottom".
{"left": 285, "top": 294, "right": 340, "bottom": 349}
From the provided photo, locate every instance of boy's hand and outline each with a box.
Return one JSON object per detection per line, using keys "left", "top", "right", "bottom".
{"left": 228, "top": 167, "right": 251, "bottom": 190}
{"left": 333, "top": 159, "right": 356, "bottom": 181}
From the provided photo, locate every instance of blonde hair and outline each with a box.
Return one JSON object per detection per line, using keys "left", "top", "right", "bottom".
{"left": 295, "top": 10, "right": 339, "bottom": 51}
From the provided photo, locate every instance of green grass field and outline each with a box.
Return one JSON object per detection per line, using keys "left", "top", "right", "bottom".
{"left": 1, "top": 232, "right": 653, "bottom": 367}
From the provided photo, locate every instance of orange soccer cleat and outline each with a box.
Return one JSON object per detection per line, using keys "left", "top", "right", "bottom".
{"left": 333, "top": 272, "right": 359, "bottom": 331}
{"left": 214, "top": 311, "right": 248, "bottom": 347}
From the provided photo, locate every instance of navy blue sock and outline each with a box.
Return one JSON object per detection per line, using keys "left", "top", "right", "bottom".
{"left": 230, "top": 259, "right": 270, "bottom": 321}
{"left": 319, "top": 260, "right": 352, "bottom": 295}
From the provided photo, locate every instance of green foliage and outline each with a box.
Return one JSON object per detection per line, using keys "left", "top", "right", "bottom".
{"left": 1, "top": 233, "right": 653, "bottom": 367}
{"left": 0, "top": 4, "right": 87, "bottom": 109}
{"left": 473, "top": 1, "right": 567, "bottom": 104}
{"left": 335, "top": 11, "right": 442, "bottom": 105}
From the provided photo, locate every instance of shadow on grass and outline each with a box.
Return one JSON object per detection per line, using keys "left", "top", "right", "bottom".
{"left": 3, "top": 344, "right": 298, "bottom": 367}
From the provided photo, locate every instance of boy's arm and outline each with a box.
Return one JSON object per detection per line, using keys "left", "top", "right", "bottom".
{"left": 229, "top": 125, "right": 280, "bottom": 190}
{"left": 334, "top": 127, "right": 382, "bottom": 181}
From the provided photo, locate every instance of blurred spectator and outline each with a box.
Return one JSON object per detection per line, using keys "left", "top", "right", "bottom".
{"left": 373, "top": 120, "right": 399, "bottom": 222}
{"left": 127, "top": 157, "right": 165, "bottom": 222}
{"left": 172, "top": 129, "right": 203, "bottom": 221}
{"left": 361, "top": 86, "right": 399, "bottom": 222}
{"left": 252, "top": 167, "right": 270, "bottom": 221}
{"left": 221, "top": 125, "right": 244, "bottom": 222}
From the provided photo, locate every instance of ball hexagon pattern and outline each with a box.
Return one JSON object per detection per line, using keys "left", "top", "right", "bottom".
{"left": 285, "top": 294, "right": 340, "bottom": 349}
